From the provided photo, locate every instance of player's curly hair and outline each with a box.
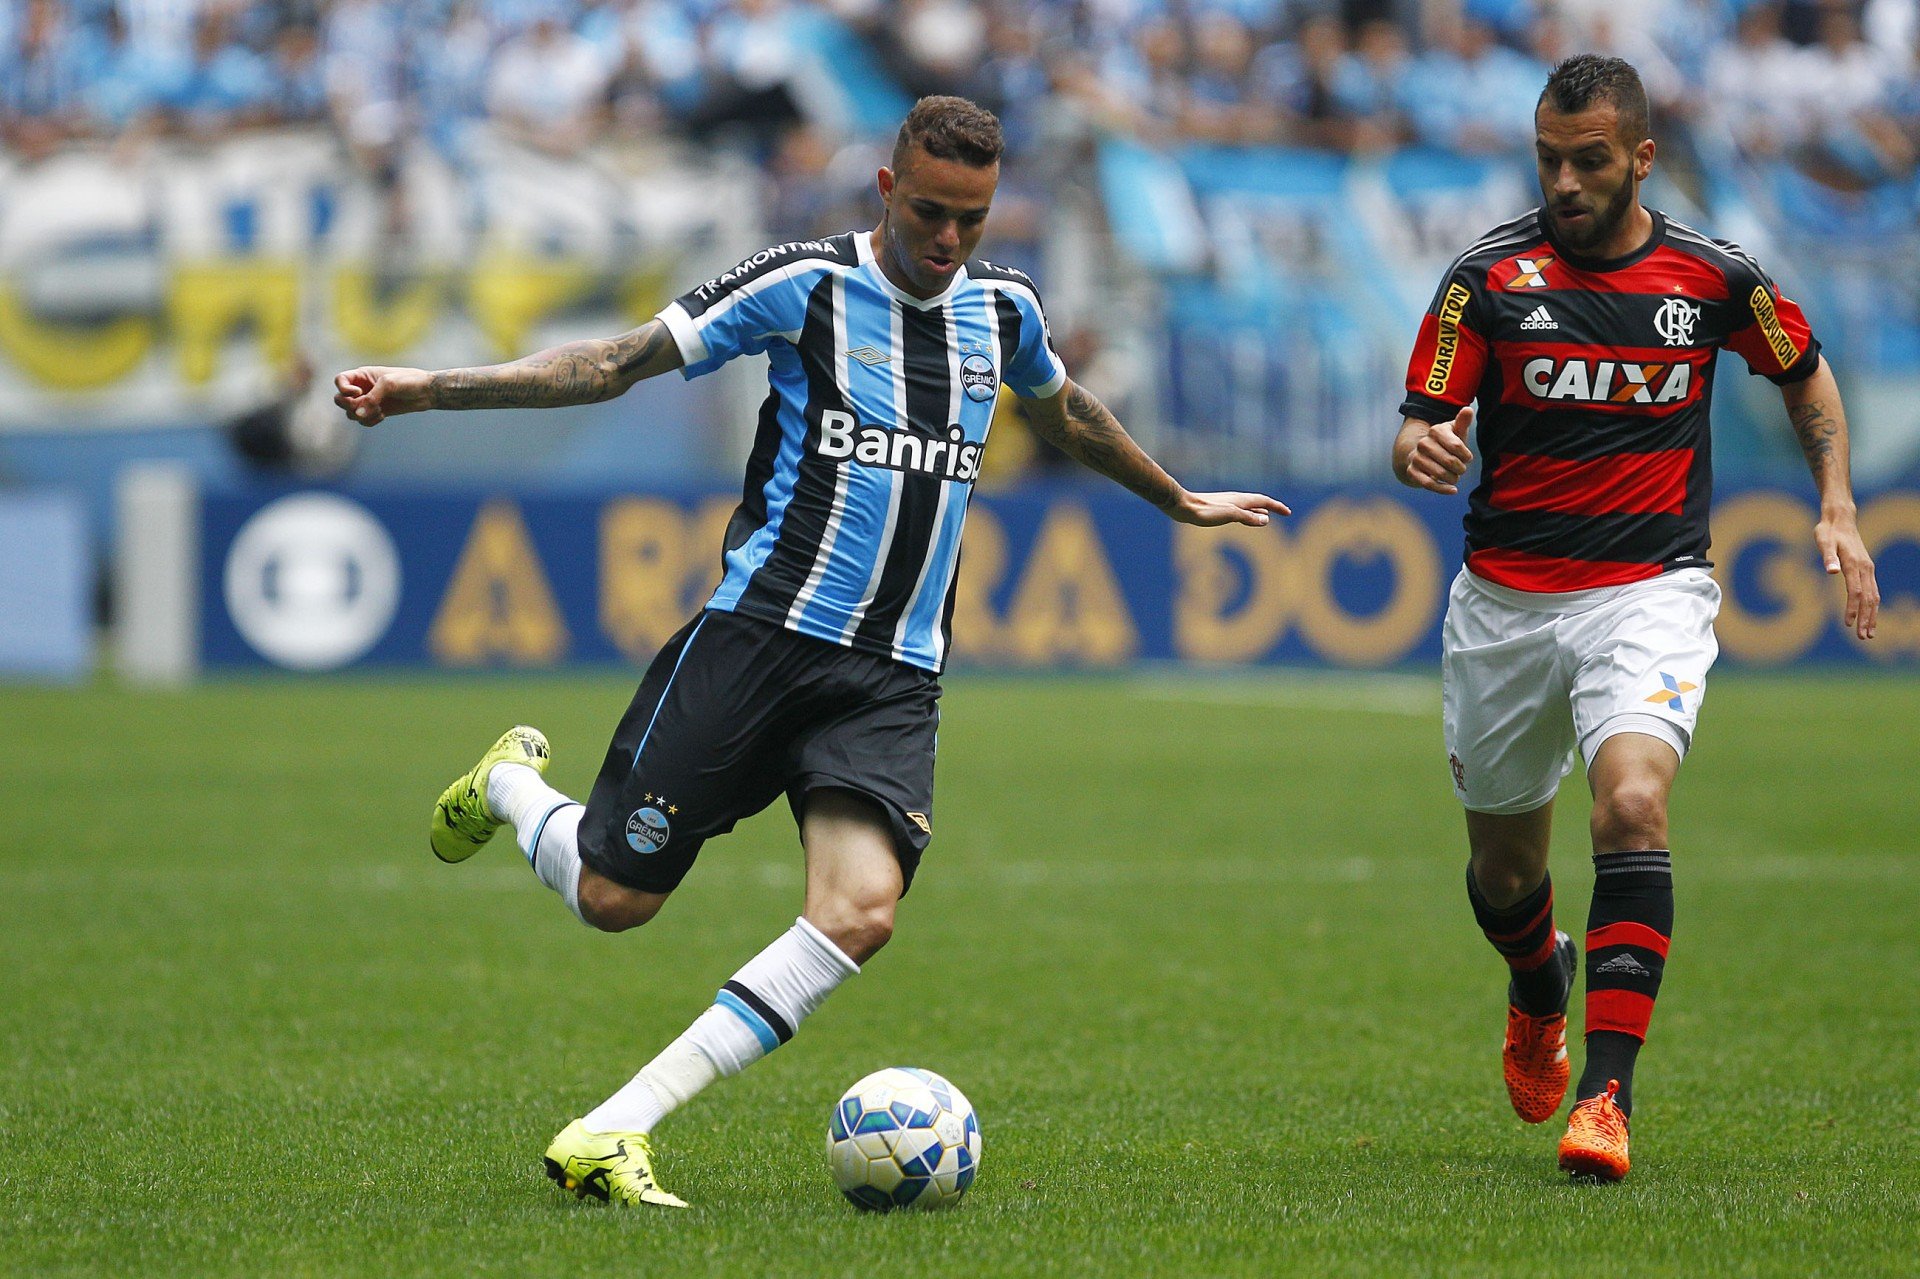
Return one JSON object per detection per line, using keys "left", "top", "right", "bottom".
{"left": 893, "top": 96, "right": 1003, "bottom": 172}
{"left": 1540, "top": 54, "right": 1650, "bottom": 144}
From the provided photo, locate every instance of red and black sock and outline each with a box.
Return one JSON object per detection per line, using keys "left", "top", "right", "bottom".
{"left": 1465, "top": 866, "right": 1567, "bottom": 1016}
{"left": 1578, "top": 850, "right": 1673, "bottom": 1117}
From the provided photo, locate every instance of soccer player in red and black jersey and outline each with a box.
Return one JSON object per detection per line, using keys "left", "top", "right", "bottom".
{"left": 1392, "top": 54, "right": 1880, "bottom": 1182}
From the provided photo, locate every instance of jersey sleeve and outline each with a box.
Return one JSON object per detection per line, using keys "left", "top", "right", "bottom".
{"left": 1398, "top": 261, "right": 1491, "bottom": 421}
{"left": 1719, "top": 248, "right": 1821, "bottom": 384}
{"left": 996, "top": 283, "right": 1069, "bottom": 399}
{"left": 655, "top": 250, "right": 822, "bottom": 379}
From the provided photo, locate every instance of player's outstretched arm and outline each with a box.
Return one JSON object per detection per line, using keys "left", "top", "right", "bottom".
{"left": 332, "top": 319, "right": 685, "bottom": 426}
{"left": 1393, "top": 407, "right": 1474, "bottom": 495}
{"left": 1024, "top": 380, "right": 1288, "bottom": 526}
{"left": 1782, "top": 356, "right": 1878, "bottom": 640}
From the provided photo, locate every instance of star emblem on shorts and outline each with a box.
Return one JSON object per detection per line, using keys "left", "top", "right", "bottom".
{"left": 1643, "top": 672, "right": 1698, "bottom": 711}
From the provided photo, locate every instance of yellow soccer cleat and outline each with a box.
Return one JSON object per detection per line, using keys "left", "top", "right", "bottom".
{"left": 428, "top": 725, "right": 550, "bottom": 863}
{"left": 544, "top": 1119, "right": 689, "bottom": 1208}
{"left": 1558, "top": 1079, "right": 1631, "bottom": 1182}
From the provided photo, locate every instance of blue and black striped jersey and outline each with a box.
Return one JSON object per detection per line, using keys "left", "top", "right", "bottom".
{"left": 657, "top": 230, "right": 1066, "bottom": 673}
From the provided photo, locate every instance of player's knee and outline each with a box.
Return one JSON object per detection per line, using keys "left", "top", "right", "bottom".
{"left": 576, "top": 875, "right": 666, "bottom": 933}
{"left": 1471, "top": 856, "right": 1543, "bottom": 908}
{"left": 1591, "top": 781, "right": 1668, "bottom": 851}
{"left": 814, "top": 897, "right": 895, "bottom": 964}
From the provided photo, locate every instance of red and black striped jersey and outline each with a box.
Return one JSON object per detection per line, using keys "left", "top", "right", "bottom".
{"left": 1400, "top": 209, "right": 1820, "bottom": 593}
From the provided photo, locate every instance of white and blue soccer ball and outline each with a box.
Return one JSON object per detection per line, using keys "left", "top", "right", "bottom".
{"left": 827, "top": 1067, "right": 981, "bottom": 1211}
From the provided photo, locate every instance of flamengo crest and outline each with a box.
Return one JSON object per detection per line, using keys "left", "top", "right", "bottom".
{"left": 1654, "top": 297, "right": 1701, "bottom": 346}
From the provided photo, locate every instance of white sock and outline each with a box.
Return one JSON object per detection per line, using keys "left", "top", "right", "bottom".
{"left": 583, "top": 917, "right": 860, "bottom": 1133}
{"left": 488, "top": 761, "right": 562, "bottom": 829}
{"left": 487, "top": 762, "right": 585, "bottom": 923}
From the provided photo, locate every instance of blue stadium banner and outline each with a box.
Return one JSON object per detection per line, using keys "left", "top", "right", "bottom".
{"left": 0, "top": 489, "right": 91, "bottom": 681}
{"left": 198, "top": 483, "right": 1920, "bottom": 672}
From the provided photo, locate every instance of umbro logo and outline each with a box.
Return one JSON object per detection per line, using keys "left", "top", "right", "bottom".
{"left": 1519, "top": 305, "right": 1559, "bottom": 330}
{"left": 1594, "top": 952, "right": 1654, "bottom": 978}
{"left": 848, "top": 346, "right": 891, "bottom": 366}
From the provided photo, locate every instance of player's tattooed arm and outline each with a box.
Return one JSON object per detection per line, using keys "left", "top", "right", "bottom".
{"left": 1781, "top": 356, "right": 1879, "bottom": 640}
{"left": 1025, "top": 379, "right": 1289, "bottom": 528}
{"left": 1027, "top": 380, "right": 1180, "bottom": 509}
{"left": 1783, "top": 356, "right": 1855, "bottom": 493}
{"left": 332, "top": 320, "right": 684, "bottom": 425}
{"left": 429, "top": 321, "right": 682, "bottom": 409}
{"left": 1788, "top": 400, "right": 1839, "bottom": 473}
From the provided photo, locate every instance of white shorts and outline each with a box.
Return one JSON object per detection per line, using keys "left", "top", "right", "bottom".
{"left": 1441, "top": 566, "right": 1721, "bottom": 815}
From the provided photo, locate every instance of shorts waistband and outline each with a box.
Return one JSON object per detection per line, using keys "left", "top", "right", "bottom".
{"left": 1459, "top": 565, "right": 1712, "bottom": 613}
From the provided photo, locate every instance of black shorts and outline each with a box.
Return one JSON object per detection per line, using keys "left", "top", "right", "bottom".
{"left": 577, "top": 609, "right": 940, "bottom": 896}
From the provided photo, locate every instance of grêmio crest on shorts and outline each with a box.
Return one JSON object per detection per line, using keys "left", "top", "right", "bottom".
{"left": 653, "top": 231, "right": 1067, "bottom": 673}
{"left": 1400, "top": 210, "right": 1821, "bottom": 594}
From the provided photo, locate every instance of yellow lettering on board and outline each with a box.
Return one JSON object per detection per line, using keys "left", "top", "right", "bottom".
{"left": 620, "top": 260, "right": 679, "bottom": 326}
{"left": 1173, "top": 522, "right": 1292, "bottom": 663}
{"left": 168, "top": 261, "right": 299, "bottom": 384}
{"left": 1001, "top": 503, "right": 1137, "bottom": 665}
{"left": 332, "top": 267, "right": 444, "bottom": 358}
{"left": 1291, "top": 499, "right": 1441, "bottom": 667}
{"left": 429, "top": 500, "right": 569, "bottom": 665}
{"left": 467, "top": 255, "right": 597, "bottom": 359}
{"left": 0, "top": 285, "right": 154, "bottom": 389}
{"left": 1711, "top": 492, "right": 1826, "bottom": 665}
{"left": 1854, "top": 494, "right": 1920, "bottom": 658}
{"left": 600, "top": 496, "right": 732, "bottom": 659}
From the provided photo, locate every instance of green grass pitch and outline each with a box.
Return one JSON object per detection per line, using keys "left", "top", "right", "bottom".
{"left": 5, "top": 670, "right": 1917, "bottom": 1276}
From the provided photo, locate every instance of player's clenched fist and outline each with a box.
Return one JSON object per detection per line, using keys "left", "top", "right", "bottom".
{"left": 334, "top": 366, "right": 434, "bottom": 426}
{"left": 1394, "top": 406, "right": 1475, "bottom": 496}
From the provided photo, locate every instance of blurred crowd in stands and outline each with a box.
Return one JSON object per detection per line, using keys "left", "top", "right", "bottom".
{"left": 2, "top": 0, "right": 1916, "bottom": 197}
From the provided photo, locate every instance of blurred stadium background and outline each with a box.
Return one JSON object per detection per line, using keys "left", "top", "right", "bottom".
{"left": 0, "top": 0, "right": 1916, "bottom": 677}
{"left": 8, "top": 6, "right": 1920, "bottom": 1271}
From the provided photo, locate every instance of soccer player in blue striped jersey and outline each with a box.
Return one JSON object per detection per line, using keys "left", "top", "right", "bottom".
{"left": 335, "top": 96, "right": 1287, "bottom": 1207}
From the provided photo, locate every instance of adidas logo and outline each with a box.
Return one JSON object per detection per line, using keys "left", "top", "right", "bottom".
{"left": 1519, "top": 305, "right": 1559, "bottom": 331}
{"left": 1594, "top": 952, "right": 1653, "bottom": 978}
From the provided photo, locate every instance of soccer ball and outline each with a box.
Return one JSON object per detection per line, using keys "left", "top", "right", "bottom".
{"left": 826, "top": 1066, "right": 981, "bottom": 1211}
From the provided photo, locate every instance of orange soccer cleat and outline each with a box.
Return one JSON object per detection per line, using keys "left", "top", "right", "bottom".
{"left": 1502, "top": 931, "right": 1575, "bottom": 1123}
{"left": 1558, "top": 1079, "right": 1631, "bottom": 1181}
{"left": 1503, "top": 1005, "right": 1570, "bottom": 1123}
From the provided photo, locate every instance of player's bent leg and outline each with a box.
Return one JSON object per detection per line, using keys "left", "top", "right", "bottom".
{"left": 1464, "top": 805, "right": 1576, "bottom": 1123}
{"left": 555, "top": 915, "right": 863, "bottom": 1202}
{"left": 574, "top": 865, "right": 672, "bottom": 933}
{"left": 801, "top": 787, "right": 906, "bottom": 964}
{"left": 551, "top": 803, "right": 882, "bottom": 1201}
